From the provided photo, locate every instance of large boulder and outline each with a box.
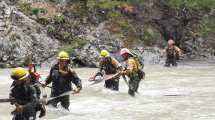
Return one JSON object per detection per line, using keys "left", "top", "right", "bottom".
{"left": 0, "top": 1, "right": 59, "bottom": 67}
{"left": 72, "top": 23, "right": 123, "bottom": 67}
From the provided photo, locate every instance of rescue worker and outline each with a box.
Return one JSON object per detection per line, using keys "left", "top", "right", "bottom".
{"left": 42, "top": 51, "right": 82, "bottom": 110}
{"left": 98, "top": 50, "right": 122, "bottom": 91}
{"left": 28, "top": 63, "right": 46, "bottom": 118}
{"left": 120, "top": 48, "right": 141, "bottom": 96}
{"left": 162, "top": 39, "right": 182, "bottom": 67}
{"left": 10, "top": 67, "right": 38, "bottom": 120}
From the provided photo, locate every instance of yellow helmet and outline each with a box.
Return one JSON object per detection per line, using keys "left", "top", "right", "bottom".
{"left": 100, "top": 50, "right": 109, "bottom": 57}
{"left": 57, "top": 51, "right": 70, "bottom": 60}
{"left": 11, "top": 67, "right": 28, "bottom": 81}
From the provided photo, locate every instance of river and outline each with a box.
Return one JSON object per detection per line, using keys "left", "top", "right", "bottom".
{"left": 0, "top": 61, "right": 215, "bottom": 120}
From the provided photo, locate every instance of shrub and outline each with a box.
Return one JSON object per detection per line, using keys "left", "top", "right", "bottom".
{"left": 19, "top": 3, "right": 31, "bottom": 15}
{"left": 47, "top": 25, "right": 55, "bottom": 33}
{"left": 52, "top": 15, "right": 65, "bottom": 24}
{"left": 167, "top": 0, "right": 215, "bottom": 10}
{"left": 198, "top": 17, "right": 215, "bottom": 37}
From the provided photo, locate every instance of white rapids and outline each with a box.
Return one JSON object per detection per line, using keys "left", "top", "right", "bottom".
{"left": 0, "top": 61, "right": 215, "bottom": 120}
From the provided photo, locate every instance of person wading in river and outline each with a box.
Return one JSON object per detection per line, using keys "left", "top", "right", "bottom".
{"left": 42, "top": 51, "right": 82, "bottom": 110}
{"left": 162, "top": 39, "right": 182, "bottom": 67}
{"left": 120, "top": 48, "right": 142, "bottom": 96}
{"left": 28, "top": 63, "right": 46, "bottom": 118}
{"left": 10, "top": 65, "right": 46, "bottom": 119}
{"left": 94, "top": 50, "right": 122, "bottom": 91}
{"left": 10, "top": 67, "right": 39, "bottom": 120}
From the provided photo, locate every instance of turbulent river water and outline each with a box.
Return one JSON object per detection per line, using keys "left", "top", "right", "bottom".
{"left": 0, "top": 61, "right": 215, "bottom": 120}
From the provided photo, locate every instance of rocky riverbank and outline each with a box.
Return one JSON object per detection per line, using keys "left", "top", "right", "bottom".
{"left": 0, "top": 0, "right": 215, "bottom": 68}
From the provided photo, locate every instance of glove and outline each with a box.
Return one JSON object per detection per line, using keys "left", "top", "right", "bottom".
{"left": 120, "top": 71, "right": 126, "bottom": 75}
{"left": 41, "top": 83, "right": 46, "bottom": 88}
{"left": 15, "top": 105, "right": 23, "bottom": 113}
{"left": 72, "top": 87, "right": 81, "bottom": 95}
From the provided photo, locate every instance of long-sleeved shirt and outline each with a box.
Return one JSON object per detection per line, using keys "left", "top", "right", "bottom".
{"left": 10, "top": 83, "right": 38, "bottom": 115}
{"left": 45, "top": 63, "right": 82, "bottom": 96}
{"left": 99, "top": 57, "right": 122, "bottom": 74}
{"left": 124, "top": 57, "right": 138, "bottom": 77}
{"left": 163, "top": 46, "right": 182, "bottom": 57}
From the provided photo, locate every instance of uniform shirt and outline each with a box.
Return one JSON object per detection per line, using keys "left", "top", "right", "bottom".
{"left": 10, "top": 83, "right": 38, "bottom": 114}
{"left": 99, "top": 57, "right": 121, "bottom": 74}
{"left": 163, "top": 46, "right": 182, "bottom": 57}
{"left": 124, "top": 57, "right": 138, "bottom": 76}
{"left": 45, "top": 63, "right": 82, "bottom": 96}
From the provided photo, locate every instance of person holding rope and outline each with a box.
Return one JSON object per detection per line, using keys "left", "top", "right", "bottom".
{"left": 42, "top": 51, "right": 82, "bottom": 110}
{"left": 90, "top": 50, "right": 122, "bottom": 91}
{"left": 10, "top": 67, "right": 39, "bottom": 120}
{"left": 120, "top": 48, "right": 143, "bottom": 96}
{"left": 27, "top": 63, "right": 46, "bottom": 118}
{"left": 10, "top": 65, "right": 46, "bottom": 118}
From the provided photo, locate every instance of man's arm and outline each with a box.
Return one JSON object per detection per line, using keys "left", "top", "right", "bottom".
{"left": 111, "top": 57, "right": 122, "bottom": 71}
{"left": 44, "top": 68, "right": 54, "bottom": 86}
{"left": 161, "top": 47, "right": 167, "bottom": 57}
{"left": 174, "top": 46, "right": 182, "bottom": 56}
{"left": 70, "top": 69, "right": 82, "bottom": 93}
{"left": 122, "top": 59, "right": 135, "bottom": 75}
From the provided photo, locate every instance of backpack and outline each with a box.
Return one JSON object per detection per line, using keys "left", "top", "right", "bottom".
{"left": 131, "top": 51, "right": 145, "bottom": 80}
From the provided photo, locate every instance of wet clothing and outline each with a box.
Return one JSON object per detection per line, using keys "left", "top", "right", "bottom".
{"left": 10, "top": 83, "right": 38, "bottom": 120}
{"left": 99, "top": 57, "right": 121, "bottom": 91}
{"left": 124, "top": 57, "right": 141, "bottom": 96}
{"left": 45, "top": 63, "right": 82, "bottom": 110}
{"left": 163, "top": 46, "right": 181, "bottom": 67}
{"left": 28, "top": 72, "right": 46, "bottom": 118}
{"left": 11, "top": 75, "right": 46, "bottom": 118}
{"left": 165, "top": 55, "right": 177, "bottom": 67}
{"left": 28, "top": 72, "right": 41, "bottom": 98}
{"left": 104, "top": 79, "right": 119, "bottom": 91}
{"left": 47, "top": 95, "right": 70, "bottom": 109}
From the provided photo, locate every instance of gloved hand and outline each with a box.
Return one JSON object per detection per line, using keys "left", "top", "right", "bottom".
{"left": 41, "top": 83, "right": 46, "bottom": 88}
{"left": 88, "top": 76, "right": 95, "bottom": 81}
{"left": 72, "top": 87, "right": 81, "bottom": 94}
{"left": 120, "top": 70, "right": 126, "bottom": 75}
{"left": 15, "top": 105, "right": 23, "bottom": 113}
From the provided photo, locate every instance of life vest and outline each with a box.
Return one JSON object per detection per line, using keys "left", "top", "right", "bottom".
{"left": 166, "top": 46, "right": 178, "bottom": 57}
{"left": 101, "top": 57, "right": 118, "bottom": 74}
{"left": 130, "top": 51, "right": 144, "bottom": 69}
{"left": 50, "top": 64, "right": 73, "bottom": 96}
{"left": 127, "top": 57, "right": 145, "bottom": 80}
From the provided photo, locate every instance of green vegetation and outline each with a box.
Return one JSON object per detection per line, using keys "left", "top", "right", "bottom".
{"left": 47, "top": 25, "right": 55, "bottom": 33}
{"left": 88, "top": 0, "right": 130, "bottom": 18}
{"left": 19, "top": 3, "right": 31, "bottom": 15}
{"left": 52, "top": 15, "right": 65, "bottom": 24}
{"left": 107, "top": 10, "right": 122, "bottom": 18}
{"left": 167, "top": 0, "right": 215, "bottom": 10}
{"left": 19, "top": 2, "right": 48, "bottom": 17}
{"left": 198, "top": 16, "right": 215, "bottom": 37}
{"left": 17, "top": 0, "right": 215, "bottom": 48}
{"left": 31, "top": 8, "right": 47, "bottom": 15}
{"left": 62, "top": 37, "right": 88, "bottom": 53}
{"left": 167, "top": 0, "right": 215, "bottom": 37}
{"left": 31, "top": 8, "right": 40, "bottom": 15}
{"left": 37, "top": 17, "right": 50, "bottom": 25}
